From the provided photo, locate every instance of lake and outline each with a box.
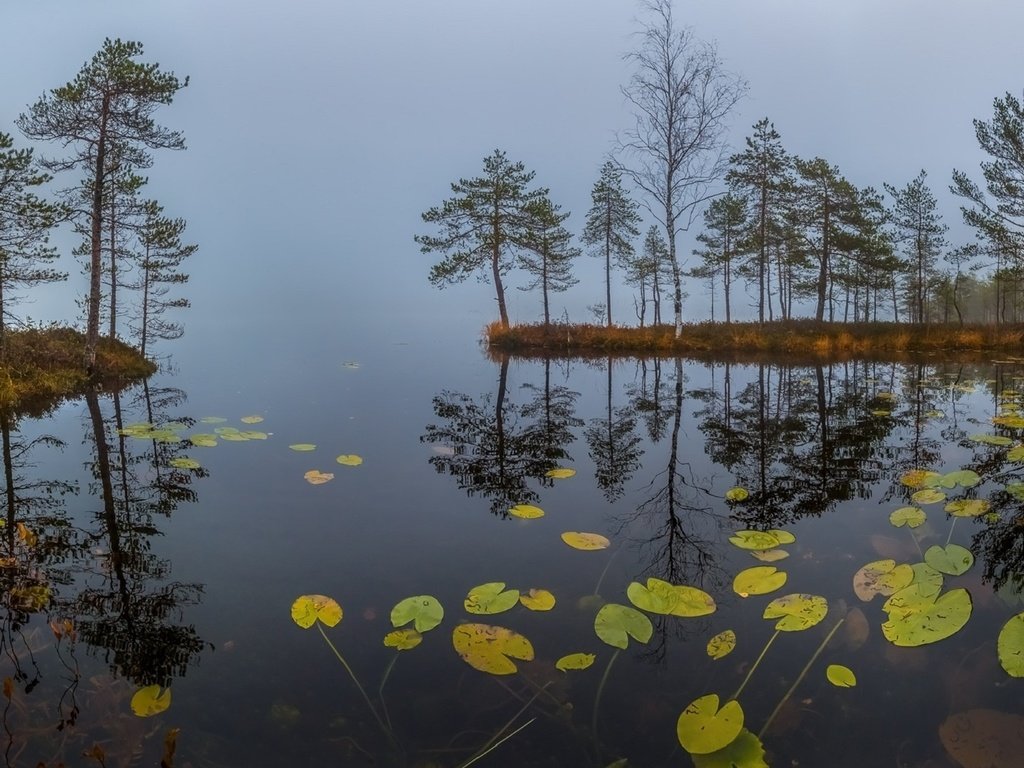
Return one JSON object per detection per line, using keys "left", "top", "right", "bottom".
{"left": 2, "top": 342, "right": 1022, "bottom": 768}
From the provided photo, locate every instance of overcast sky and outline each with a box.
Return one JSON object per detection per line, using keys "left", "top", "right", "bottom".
{"left": 2, "top": 0, "right": 1022, "bottom": 346}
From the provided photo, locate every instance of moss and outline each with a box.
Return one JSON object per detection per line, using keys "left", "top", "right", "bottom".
{"left": 0, "top": 326, "right": 155, "bottom": 413}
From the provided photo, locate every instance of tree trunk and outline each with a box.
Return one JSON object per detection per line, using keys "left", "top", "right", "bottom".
{"left": 86, "top": 96, "right": 111, "bottom": 373}
{"left": 491, "top": 202, "right": 509, "bottom": 329}
{"left": 605, "top": 201, "right": 612, "bottom": 327}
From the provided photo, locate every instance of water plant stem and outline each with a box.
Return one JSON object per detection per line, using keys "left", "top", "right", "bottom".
{"left": 909, "top": 527, "right": 923, "bottom": 558}
{"left": 945, "top": 517, "right": 958, "bottom": 547}
{"left": 592, "top": 547, "right": 621, "bottom": 597}
{"left": 316, "top": 624, "right": 392, "bottom": 738}
{"left": 731, "top": 630, "right": 780, "bottom": 702}
{"left": 457, "top": 682, "right": 550, "bottom": 768}
{"left": 378, "top": 653, "right": 399, "bottom": 733}
{"left": 759, "top": 617, "right": 845, "bottom": 738}
{"left": 457, "top": 717, "right": 536, "bottom": 768}
{"left": 592, "top": 648, "right": 620, "bottom": 737}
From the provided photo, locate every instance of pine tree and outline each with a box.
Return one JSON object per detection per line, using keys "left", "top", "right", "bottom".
{"left": 884, "top": 170, "right": 947, "bottom": 323}
{"left": 519, "top": 196, "right": 579, "bottom": 328}
{"left": 693, "top": 193, "right": 748, "bottom": 323}
{"left": 581, "top": 161, "right": 640, "bottom": 326}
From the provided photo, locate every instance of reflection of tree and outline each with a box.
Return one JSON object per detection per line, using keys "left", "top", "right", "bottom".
{"left": 72, "top": 386, "right": 205, "bottom": 686}
{"left": 585, "top": 357, "right": 642, "bottom": 502}
{"left": 627, "top": 358, "right": 673, "bottom": 442}
{"left": 422, "top": 356, "right": 578, "bottom": 517}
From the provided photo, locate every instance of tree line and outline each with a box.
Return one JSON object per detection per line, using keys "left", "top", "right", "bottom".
{"left": 0, "top": 38, "right": 194, "bottom": 370}
{"left": 417, "top": 0, "right": 1024, "bottom": 332}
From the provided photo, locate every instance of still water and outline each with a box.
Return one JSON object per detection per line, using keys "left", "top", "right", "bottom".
{"left": 1, "top": 348, "right": 1022, "bottom": 767}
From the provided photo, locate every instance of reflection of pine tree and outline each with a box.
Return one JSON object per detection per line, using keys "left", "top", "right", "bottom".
{"left": 422, "top": 357, "right": 577, "bottom": 517}
{"left": 627, "top": 358, "right": 673, "bottom": 442}
{"left": 585, "top": 357, "right": 642, "bottom": 502}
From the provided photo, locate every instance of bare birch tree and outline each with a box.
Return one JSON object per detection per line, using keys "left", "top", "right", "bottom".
{"left": 617, "top": 0, "right": 746, "bottom": 336}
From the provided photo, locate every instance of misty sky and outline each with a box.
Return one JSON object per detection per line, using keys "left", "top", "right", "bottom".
{"left": 2, "top": 1, "right": 1022, "bottom": 351}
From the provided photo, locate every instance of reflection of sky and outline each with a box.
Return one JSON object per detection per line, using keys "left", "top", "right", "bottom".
{"left": 2, "top": 0, "right": 1022, "bottom": 344}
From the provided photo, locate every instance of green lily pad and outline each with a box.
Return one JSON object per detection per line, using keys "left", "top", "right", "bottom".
{"left": 189, "top": 434, "right": 218, "bottom": 447}
{"left": 1008, "top": 445, "right": 1024, "bottom": 462}
{"left": 220, "top": 432, "right": 249, "bottom": 442}
{"left": 676, "top": 694, "right": 744, "bottom": 755}
{"left": 240, "top": 430, "right": 268, "bottom": 440}
{"left": 706, "top": 630, "right": 736, "bottom": 660}
{"left": 391, "top": 595, "right": 444, "bottom": 632}
{"left": 464, "top": 583, "right": 519, "bottom": 615}
{"left": 452, "top": 623, "right": 533, "bottom": 675}
{"left": 200, "top": 416, "right": 227, "bottom": 424}
{"left": 762, "top": 594, "right": 828, "bottom": 632}
{"left": 881, "top": 586, "right": 972, "bottom": 646}
{"left": 509, "top": 504, "right": 544, "bottom": 519}
{"left": 924, "top": 544, "right": 974, "bottom": 576}
{"left": 750, "top": 549, "right": 789, "bottom": 563}
{"left": 627, "top": 578, "right": 716, "bottom": 617}
{"left": 289, "top": 443, "right": 316, "bottom": 452}
{"left": 733, "top": 566, "right": 787, "bottom": 597}
{"left": 729, "top": 531, "right": 782, "bottom": 550}
{"left": 853, "top": 560, "right": 914, "bottom": 601}
{"left": 1007, "top": 482, "right": 1024, "bottom": 501}
{"left": 240, "top": 415, "right": 264, "bottom": 424}
{"left": 691, "top": 728, "right": 767, "bottom": 768}
{"left": 168, "top": 457, "right": 201, "bottom": 470}
{"left": 594, "top": 603, "right": 653, "bottom": 649}
{"left": 336, "top": 454, "right": 363, "bottom": 466}
{"left": 889, "top": 507, "right": 926, "bottom": 528}
{"left": 970, "top": 433, "right": 1013, "bottom": 446}
{"left": 945, "top": 499, "right": 991, "bottom": 518}
{"left": 214, "top": 427, "right": 241, "bottom": 435}
{"left": 826, "top": 664, "right": 856, "bottom": 688}
{"left": 555, "top": 652, "right": 596, "bottom": 672}
{"left": 909, "top": 562, "right": 945, "bottom": 598}
{"left": 997, "top": 612, "right": 1024, "bottom": 677}
{"left": 924, "top": 469, "right": 981, "bottom": 489}
{"left": 725, "top": 487, "right": 749, "bottom": 502}
{"left": 901, "top": 469, "right": 940, "bottom": 488}
{"left": 911, "top": 488, "right": 947, "bottom": 505}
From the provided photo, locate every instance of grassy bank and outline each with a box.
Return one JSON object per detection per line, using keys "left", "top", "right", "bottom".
{"left": 486, "top": 320, "right": 1024, "bottom": 360}
{"left": 0, "top": 326, "right": 156, "bottom": 411}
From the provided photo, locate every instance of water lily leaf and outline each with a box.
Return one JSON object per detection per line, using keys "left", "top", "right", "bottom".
{"left": 189, "top": 434, "right": 218, "bottom": 447}
{"left": 733, "top": 566, "right": 787, "bottom": 597}
{"left": 994, "top": 414, "right": 1024, "bottom": 428}
{"left": 1006, "top": 482, "right": 1024, "bottom": 501}
{"left": 291, "top": 595, "right": 342, "bottom": 628}
{"left": 945, "top": 499, "right": 991, "bottom": 518}
{"left": 912, "top": 488, "right": 946, "bottom": 505}
{"left": 289, "top": 444, "right": 316, "bottom": 451}
{"left": 676, "top": 693, "right": 744, "bottom": 755}
{"left": 464, "top": 582, "right": 520, "bottom": 615}
{"left": 169, "top": 457, "right": 201, "bottom": 470}
{"left": 336, "top": 454, "right": 363, "bottom": 466}
{"left": 561, "top": 532, "right": 610, "bottom": 550}
{"left": 924, "top": 544, "right": 974, "bottom": 576}
{"left": 1008, "top": 445, "right": 1024, "bottom": 462}
{"left": 909, "top": 562, "right": 944, "bottom": 598}
{"left": 901, "top": 469, "right": 940, "bottom": 488}
{"left": 391, "top": 595, "right": 444, "bottom": 632}
{"left": 853, "top": 560, "right": 914, "bottom": 601}
{"left": 214, "top": 427, "right": 240, "bottom": 435}
{"left": 240, "top": 415, "right": 264, "bottom": 424}
{"left": 940, "top": 709, "right": 1024, "bottom": 768}
{"left": 725, "top": 487, "right": 749, "bottom": 502}
{"left": 594, "top": 603, "right": 653, "bottom": 649}
{"left": 240, "top": 430, "right": 268, "bottom": 440}
{"left": 383, "top": 628, "right": 422, "bottom": 650}
{"left": 691, "top": 728, "right": 768, "bottom": 768}
{"left": 509, "top": 504, "right": 544, "bottom": 519}
{"left": 706, "top": 630, "right": 736, "bottom": 660}
{"left": 519, "top": 589, "right": 556, "bottom": 611}
{"left": 826, "top": 664, "right": 857, "bottom": 688}
{"left": 870, "top": 410, "right": 891, "bottom": 417}
{"left": 556, "top": 652, "right": 596, "bottom": 672}
{"left": 303, "top": 470, "right": 334, "bottom": 485}
{"left": 452, "top": 623, "right": 533, "bottom": 675}
{"left": 925, "top": 469, "right": 981, "bottom": 489}
{"left": 970, "top": 433, "right": 1013, "bottom": 446}
{"left": 729, "top": 531, "right": 782, "bottom": 550}
{"left": 997, "top": 612, "right": 1024, "bottom": 677}
{"left": 881, "top": 586, "right": 972, "bottom": 646}
{"left": 131, "top": 685, "right": 171, "bottom": 717}
{"left": 220, "top": 432, "right": 250, "bottom": 442}
{"left": 889, "top": 507, "right": 926, "bottom": 528}
{"left": 763, "top": 594, "right": 828, "bottom": 632}
{"left": 768, "top": 529, "right": 796, "bottom": 545}
{"left": 200, "top": 416, "right": 227, "bottom": 424}
{"left": 750, "top": 549, "right": 789, "bottom": 562}
{"left": 627, "top": 578, "right": 716, "bottom": 617}
{"left": 546, "top": 467, "right": 576, "bottom": 479}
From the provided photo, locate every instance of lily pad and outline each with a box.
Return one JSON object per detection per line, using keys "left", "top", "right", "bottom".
{"left": 220, "top": 432, "right": 250, "bottom": 442}
{"left": 826, "top": 664, "right": 856, "bottom": 688}
{"left": 336, "top": 454, "right": 363, "bottom": 466}
{"left": 131, "top": 685, "right": 171, "bottom": 717}
{"left": 519, "top": 589, "right": 556, "bottom": 611}
{"left": 199, "top": 416, "right": 227, "bottom": 424}
{"left": 627, "top": 578, "right": 716, "bottom": 617}
{"left": 289, "top": 444, "right": 316, "bottom": 452}
{"left": 853, "top": 560, "right": 914, "bottom": 601}
{"left": 925, "top": 469, "right": 981, "bottom": 489}
{"left": 997, "top": 612, "right": 1024, "bottom": 677}
{"left": 970, "top": 433, "right": 1013, "bottom": 446}
{"left": 889, "top": 507, "right": 926, "bottom": 528}
{"left": 303, "top": 470, "right": 334, "bottom": 485}
{"left": 1008, "top": 445, "right": 1024, "bottom": 462}
{"left": 676, "top": 694, "right": 745, "bottom": 755}
{"left": 881, "top": 586, "right": 972, "bottom": 647}
{"left": 555, "top": 652, "right": 596, "bottom": 672}
{"left": 561, "top": 532, "right": 611, "bottom": 550}
{"left": 391, "top": 595, "right": 444, "bottom": 632}
{"left": 594, "top": 603, "right": 653, "bottom": 649}
{"left": 750, "top": 549, "right": 789, "bottom": 563}
{"left": 924, "top": 544, "right": 974, "bottom": 576}
{"left": 911, "top": 488, "right": 947, "bottom": 505}
{"left": 725, "top": 487, "right": 749, "bottom": 502}
{"left": 546, "top": 467, "right": 576, "bottom": 479}
{"left": 169, "top": 457, "right": 201, "bottom": 470}
{"left": 706, "top": 630, "right": 736, "bottom": 660}
{"left": 452, "top": 623, "right": 534, "bottom": 675}
{"left": 901, "top": 469, "right": 940, "bottom": 488}
{"left": 733, "top": 566, "right": 787, "bottom": 598}
{"left": 240, "top": 430, "right": 268, "bottom": 440}
{"left": 691, "top": 728, "right": 768, "bottom": 768}
{"left": 383, "top": 628, "right": 422, "bottom": 650}
{"left": 763, "top": 594, "right": 828, "bottom": 632}
{"left": 240, "top": 415, "right": 264, "bottom": 424}
{"left": 509, "top": 504, "right": 544, "bottom": 519}
{"left": 189, "top": 434, "right": 218, "bottom": 447}
{"left": 464, "top": 582, "right": 520, "bottom": 615}
{"left": 729, "top": 531, "right": 782, "bottom": 550}
{"left": 945, "top": 499, "right": 991, "bottom": 518}
{"left": 291, "top": 595, "right": 342, "bottom": 629}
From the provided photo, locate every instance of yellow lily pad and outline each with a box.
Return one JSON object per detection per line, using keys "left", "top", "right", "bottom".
{"left": 750, "top": 549, "right": 789, "bottom": 563}
{"left": 900, "top": 469, "right": 940, "bottom": 489}
{"left": 889, "top": 507, "right": 926, "bottom": 528}
{"left": 452, "top": 623, "right": 534, "bottom": 675}
{"left": 561, "top": 531, "right": 610, "bottom": 550}
{"left": 383, "top": 628, "right": 423, "bottom": 650}
{"left": 291, "top": 595, "right": 342, "bottom": 629}
{"left": 627, "top": 578, "right": 716, "bottom": 617}
{"left": 130, "top": 685, "right": 171, "bottom": 717}
{"left": 725, "top": 487, "right": 749, "bottom": 502}
{"left": 826, "top": 664, "right": 856, "bottom": 687}
{"left": 519, "top": 589, "right": 556, "bottom": 611}
{"left": 912, "top": 488, "right": 946, "bottom": 505}
{"left": 676, "top": 694, "right": 745, "bottom": 755}
{"left": 240, "top": 415, "right": 264, "bottom": 424}
{"left": 509, "top": 504, "right": 544, "bottom": 519}
{"left": 763, "top": 594, "right": 828, "bottom": 632}
{"left": 546, "top": 467, "right": 576, "bottom": 479}
{"left": 169, "top": 457, "right": 201, "bottom": 470}
{"left": 706, "top": 630, "right": 736, "bottom": 660}
{"left": 733, "top": 566, "right": 787, "bottom": 597}
{"left": 853, "top": 559, "right": 914, "bottom": 601}
{"left": 189, "top": 434, "right": 218, "bottom": 447}
{"left": 729, "top": 531, "right": 782, "bottom": 550}
{"left": 289, "top": 443, "right": 316, "bottom": 451}
{"left": 336, "top": 454, "right": 363, "bottom": 467}
{"left": 997, "top": 612, "right": 1024, "bottom": 677}
{"left": 303, "top": 470, "right": 334, "bottom": 485}
{"left": 555, "top": 652, "right": 596, "bottom": 672}
{"left": 945, "top": 499, "right": 990, "bottom": 518}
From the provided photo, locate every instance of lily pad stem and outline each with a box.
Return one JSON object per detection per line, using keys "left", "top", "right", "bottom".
{"left": 592, "top": 648, "right": 620, "bottom": 737}
{"left": 378, "top": 653, "right": 399, "bottom": 733}
{"left": 458, "top": 683, "right": 550, "bottom": 768}
{"left": 945, "top": 517, "right": 957, "bottom": 547}
{"left": 317, "top": 624, "right": 392, "bottom": 738}
{"left": 759, "top": 616, "right": 845, "bottom": 738}
{"left": 458, "top": 717, "right": 536, "bottom": 768}
{"left": 592, "top": 548, "right": 621, "bottom": 597}
{"left": 730, "top": 630, "right": 779, "bottom": 702}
